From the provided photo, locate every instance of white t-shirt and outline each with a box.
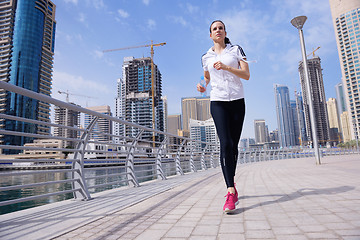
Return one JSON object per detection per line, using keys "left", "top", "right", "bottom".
{"left": 202, "top": 44, "right": 247, "bottom": 101}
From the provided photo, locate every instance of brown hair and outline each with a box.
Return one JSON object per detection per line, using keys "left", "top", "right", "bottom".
{"left": 209, "top": 20, "right": 231, "bottom": 44}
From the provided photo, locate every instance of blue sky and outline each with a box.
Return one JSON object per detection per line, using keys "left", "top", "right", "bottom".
{"left": 52, "top": 0, "right": 341, "bottom": 139}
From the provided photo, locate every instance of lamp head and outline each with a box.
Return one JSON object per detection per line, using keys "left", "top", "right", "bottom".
{"left": 291, "top": 16, "right": 307, "bottom": 30}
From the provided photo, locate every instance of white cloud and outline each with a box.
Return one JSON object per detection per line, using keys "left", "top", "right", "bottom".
{"left": 93, "top": 0, "right": 105, "bottom": 9}
{"left": 143, "top": 0, "right": 150, "bottom": 6}
{"left": 147, "top": 19, "right": 156, "bottom": 30}
{"left": 52, "top": 71, "right": 112, "bottom": 107}
{"left": 78, "top": 12, "right": 86, "bottom": 23}
{"left": 92, "top": 50, "right": 104, "bottom": 59}
{"left": 64, "top": 0, "right": 78, "bottom": 5}
{"left": 168, "top": 16, "right": 187, "bottom": 27}
{"left": 118, "top": 9, "right": 130, "bottom": 18}
{"left": 186, "top": 3, "right": 199, "bottom": 14}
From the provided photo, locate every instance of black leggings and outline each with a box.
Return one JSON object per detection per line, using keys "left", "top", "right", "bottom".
{"left": 211, "top": 98, "right": 245, "bottom": 188}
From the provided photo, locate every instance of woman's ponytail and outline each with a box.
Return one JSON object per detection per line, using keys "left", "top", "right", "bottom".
{"left": 225, "top": 37, "right": 231, "bottom": 45}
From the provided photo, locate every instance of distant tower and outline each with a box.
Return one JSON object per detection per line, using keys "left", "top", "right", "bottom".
{"left": 295, "top": 91, "right": 308, "bottom": 146}
{"left": 54, "top": 104, "right": 80, "bottom": 148}
{"left": 85, "top": 106, "right": 112, "bottom": 142}
{"left": 329, "top": 0, "right": 360, "bottom": 140}
{"left": 189, "top": 118, "right": 218, "bottom": 150}
{"left": 119, "top": 57, "right": 164, "bottom": 142}
{"left": 274, "top": 84, "right": 296, "bottom": 147}
{"left": 327, "top": 98, "right": 341, "bottom": 144}
{"left": 1, "top": 0, "right": 56, "bottom": 152}
{"left": 114, "top": 78, "right": 125, "bottom": 144}
{"left": 254, "top": 119, "right": 268, "bottom": 144}
{"left": 298, "top": 56, "right": 330, "bottom": 146}
{"left": 181, "top": 97, "right": 211, "bottom": 132}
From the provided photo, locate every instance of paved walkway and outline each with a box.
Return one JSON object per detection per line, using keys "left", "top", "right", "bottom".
{"left": 1, "top": 155, "right": 360, "bottom": 240}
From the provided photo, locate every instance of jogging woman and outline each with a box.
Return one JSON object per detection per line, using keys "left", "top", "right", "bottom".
{"left": 197, "top": 20, "right": 250, "bottom": 213}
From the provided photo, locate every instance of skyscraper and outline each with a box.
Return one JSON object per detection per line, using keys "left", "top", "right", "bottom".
{"left": 335, "top": 82, "right": 347, "bottom": 115}
{"left": 274, "top": 84, "right": 296, "bottom": 147}
{"left": 298, "top": 56, "right": 330, "bottom": 146}
{"left": 167, "top": 114, "right": 182, "bottom": 149}
{"left": 117, "top": 56, "right": 164, "bottom": 141}
{"left": 114, "top": 78, "right": 125, "bottom": 144}
{"left": 85, "top": 106, "right": 112, "bottom": 142}
{"left": 327, "top": 98, "right": 341, "bottom": 144}
{"left": 1, "top": 0, "right": 56, "bottom": 151}
{"left": 254, "top": 119, "right": 268, "bottom": 144}
{"left": 329, "top": 0, "right": 360, "bottom": 140}
{"left": 189, "top": 118, "right": 218, "bottom": 150}
{"left": 181, "top": 97, "right": 211, "bottom": 132}
{"left": 295, "top": 91, "right": 307, "bottom": 146}
{"left": 54, "top": 104, "right": 80, "bottom": 148}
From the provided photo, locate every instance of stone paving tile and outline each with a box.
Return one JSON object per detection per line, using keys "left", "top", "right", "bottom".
{"left": 7, "top": 155, "right": 360, "bottom": 240}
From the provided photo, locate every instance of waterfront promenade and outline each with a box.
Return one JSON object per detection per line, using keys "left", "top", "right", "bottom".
{"left": 1, "top": 155, "right": 360, "bottom": 240}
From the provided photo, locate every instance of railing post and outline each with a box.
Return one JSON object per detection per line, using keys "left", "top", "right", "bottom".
{"left": 210, "top": 145, "right": 215, "bottom": 168}
{"left": 156, "top": 135, "right": 168, "bottom": 180}
{"left": 126, "top": 130, "right": 143, "bottom": 187}
{"left": 175, "top": 139, "right": 186, "bottom": 175}
{"left": 201, "top": 144, "right": 207, "bottom": 170}
{"left": 72, "top": 117, "right": 98, "bottom": 200}
{"left": 189, "top": 141, "right": 197, "bottom": 172}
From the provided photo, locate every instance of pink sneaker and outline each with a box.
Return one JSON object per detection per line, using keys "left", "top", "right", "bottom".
{"left": 223, "top": 192, "right": 237, "bottom": 213}
{"left": 234, "top": 184, "right": 239, "bottom": 206}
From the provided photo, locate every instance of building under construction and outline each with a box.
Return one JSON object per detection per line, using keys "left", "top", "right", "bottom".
{"left": 298, "top": 56, "right": 330, "bottom": 146}
{"left": 115, "top": 57, "right": 165, "bottom": 142}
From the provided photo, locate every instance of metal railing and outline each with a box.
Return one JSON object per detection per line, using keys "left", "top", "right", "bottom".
{"left": 0, "top": 81, "right": 220, "bottom": 212}
{"left": 0, "top": 81, "right": 358, "bottom": 213}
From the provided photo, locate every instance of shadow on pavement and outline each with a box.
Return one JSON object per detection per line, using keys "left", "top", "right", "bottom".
{"left": 229, "top": 185, "right": 355, "bottom": 215}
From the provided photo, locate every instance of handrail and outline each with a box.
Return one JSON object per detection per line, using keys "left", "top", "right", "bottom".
{"left": 0, "top": 80, "right": 358, "bottom": 214}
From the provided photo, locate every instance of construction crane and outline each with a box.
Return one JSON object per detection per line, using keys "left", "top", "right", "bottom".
{"left": 307, "top": 46, "right": 320, "bottom": 58}
{"left": 58, "top": 90, "right": 97, "bottom": 105}
{"left": 103, "top": 41, "right": 166, "bottom": 146}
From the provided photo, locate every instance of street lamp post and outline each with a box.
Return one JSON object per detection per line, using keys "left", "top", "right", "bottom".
{"left": 291, "top": 16, "right": 321, "bottom": 165}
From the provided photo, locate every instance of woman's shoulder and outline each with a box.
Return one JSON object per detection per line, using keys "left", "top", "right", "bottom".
{"left": 228, "top": 44, "right": 246, "bottom": 56}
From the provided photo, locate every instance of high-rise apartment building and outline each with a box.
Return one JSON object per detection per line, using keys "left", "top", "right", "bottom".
{"left": 54, "top": 104, "right": 80, "bottom": 148}
{"left": 335, "top": 82, "right": 347, "bottom": 115}
{"left": 274, "top": 84, "right": 296, "bottom": 147}
{"left": 327, "top": 98, "right": 342, "bottom": 143}
{"left": 167, "top": 114, "right": 182, "bottom": 149}
{"left": 295, "top": 91, "right": 308, "bottom": 146}
{"left": 341, "top": 111, "right": 352, "bottom": 142}
{"left": 329, "top": 0, "right": 360, "bottom": 140}
{"left": 254, "top": 119, "right": 268, "bottom": 144}
{"left": 298, "top": 56, "right": 330, "bottom": 146}
{"left": 167, "top": 114, "right": 181, "bottom": 135}
{"left": 189, "top": 118, "right": 218, "bottom": 150}
{"left": 181, "top": 97, "right": 211, "bottom": 132}
{"left": 1, "top": 0, "right": 56, "bottom": 151}
{"left": 85, "top": 106, "right": 112, "bottom": 142}
{"left": 114, "top": 78, "right": 125, "bottom": 144}
{"left": 290, "top": 100, "right": 301, "bottom": 146}
{"left": 115, "top": 57, "right": 164, "bottom": 141}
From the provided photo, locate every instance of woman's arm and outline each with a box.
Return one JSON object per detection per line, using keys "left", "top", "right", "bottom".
{"left": 213, "top": 60, "right": 250, "bottom": 80}
{"left": 197, "top": 71, "right": 210, "bottom": 92}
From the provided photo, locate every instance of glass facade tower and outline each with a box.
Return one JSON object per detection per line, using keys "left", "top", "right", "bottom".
{"left": 329, "top": 0, "right": 360, "bottom": 140}
{"left": 1, "top": 0, "right": 56, "bottom": 151}
{"left": 274, "top": 84, "right": 296, "bottom": 147}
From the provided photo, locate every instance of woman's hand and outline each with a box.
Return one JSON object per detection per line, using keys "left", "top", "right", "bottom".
{"left": 213, "top": 61, "right": 228, "bottom": 70}
{"left": 213, "top": 60, "right": 250, "bottom": 80}
{"left": 197, "top": 83, "right": 206, "bottom": 93}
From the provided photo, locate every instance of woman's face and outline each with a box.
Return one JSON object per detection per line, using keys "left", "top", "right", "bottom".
{"left": 210, "top": 21, "right": 226, "bottom": 42}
